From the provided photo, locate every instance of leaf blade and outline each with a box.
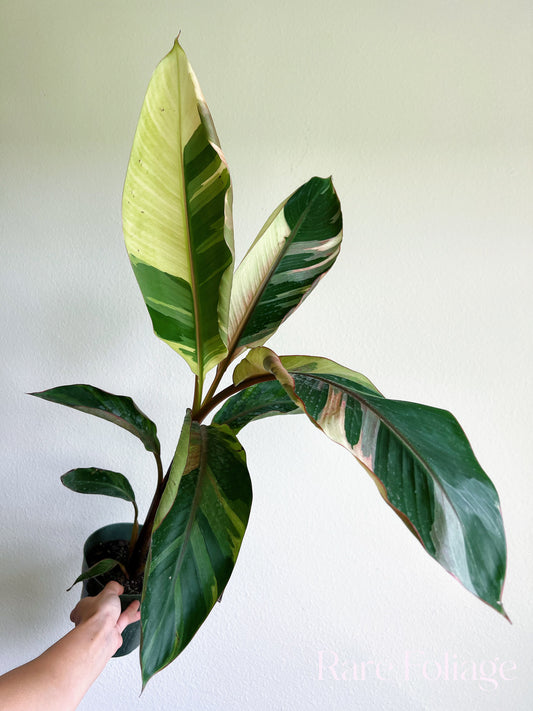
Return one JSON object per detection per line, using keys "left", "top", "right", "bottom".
{"left": 122, "top": 39, "right": 234, "bottom": 383}
{"left": 67, "top": 559, "right": 122, "bottom": 592}
{"left": 61, "top": 468, "right": 136, "bottom": 505}
{"left": 227, "top": 176, "right": 342, "bottom": 353}
{"left": 140, "top": 420, "right": 252, "bottom": 686}
{"left": 214, "top": 379, "right": 301, "bottom": 433}
{"left": 30, "top": 384, "right": 160, "bottom": 455}
{"left": 230, "top": 348, "right": 507, "bottom": 614}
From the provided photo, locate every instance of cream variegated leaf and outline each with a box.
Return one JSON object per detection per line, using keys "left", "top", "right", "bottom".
{"left": 227, "top": 177, "right": 342, "bottom": 356}
{"left": 122, "top": 39, "right": 233, "bottom": 384}
{"left": 141, "top": 414, "right": 252, "bottom": 686}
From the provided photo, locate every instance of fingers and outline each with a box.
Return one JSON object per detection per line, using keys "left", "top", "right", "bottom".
{"left": 69, "top": 581, "right": 124, "bottom": 626}
{"left": 69, "top": 595, "right": 95, "bottom": 626}
{"left": 69, "top": 580, "right": 140, "bottom": 633}
{"left": 70, "top": 604, "right": 82, "bottom": 626}
{"left": 116, "top": 600, "right": 141, "bottom": 634}
{"left": 101, "top": 580, "right": 124, "bottom": 596}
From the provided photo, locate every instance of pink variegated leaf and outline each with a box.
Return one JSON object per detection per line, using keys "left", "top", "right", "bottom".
{"left": 221, "top": 347, "right": 507, "bottom": 617}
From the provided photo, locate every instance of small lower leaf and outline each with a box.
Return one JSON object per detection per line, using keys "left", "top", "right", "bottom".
{"left": 30, "top": 384, "right": 160, "bottom": 455}
{"left": 61, "top": 468, "right": 136, "bottom": 505}
{"left": 67, "top": 558, "right": 123, "bottom": 591}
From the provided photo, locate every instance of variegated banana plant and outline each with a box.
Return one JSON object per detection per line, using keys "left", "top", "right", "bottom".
{"left": 31, "top": 38, "right": 508, "bottom": 688}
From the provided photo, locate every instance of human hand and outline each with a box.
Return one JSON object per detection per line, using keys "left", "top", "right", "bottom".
{"left": 70, "top": 581, "right": 141, "bottom": 655}
{"left": 0, "top": 581, "right": 142, "bottom": 710}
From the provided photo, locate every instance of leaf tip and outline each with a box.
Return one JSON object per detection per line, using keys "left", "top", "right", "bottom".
{"left": 499, "top": 605, "right": 512, "bottom": 624}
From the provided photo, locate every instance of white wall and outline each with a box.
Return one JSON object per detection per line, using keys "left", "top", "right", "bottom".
{"left": 1, "top": 1, "right": 532, "bottom": 709}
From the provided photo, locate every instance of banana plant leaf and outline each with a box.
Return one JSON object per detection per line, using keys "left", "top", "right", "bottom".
{"left": 213, "top": 379, "right": 301, "bottom": 432}
{"left": 30, "top": 384, "right": 160, "bottom": 455}
{"left": 216, "top": 347, "right": 507, "bottom": 616}
{"left": 122, "top": 38, "right": 234, "bottom": 385}
{"left": 67, "top": 558, "right": 125, "bottom": 592}
{"left": 61, "top": 467, "right": 136, "bottom": 504}
{"left": 227, "top": 176, "right": 342, "bottom": 356}
{"left": 140, "top": 414, "right": 252, "bottom": 687}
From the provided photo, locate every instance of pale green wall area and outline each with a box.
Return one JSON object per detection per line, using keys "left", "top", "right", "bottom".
{"left": 1, "top": 1, "right": 532, "bottom": 709}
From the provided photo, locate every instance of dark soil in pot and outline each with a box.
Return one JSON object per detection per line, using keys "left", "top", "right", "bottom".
{"left": 85, "top": 538, "right": 143, "bottom": 596}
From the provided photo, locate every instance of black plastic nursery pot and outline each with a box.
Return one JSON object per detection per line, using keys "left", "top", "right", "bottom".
{"left": 81, "top": 522, "right": 142, "bottom": 657}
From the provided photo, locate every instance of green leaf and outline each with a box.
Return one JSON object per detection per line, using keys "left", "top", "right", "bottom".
{"left": 122, "top": 38, "right": 234, "bottom": 386}
{"left": 227, "top": 176, "right": 342, "bottom": 355}
{"left": 213, "top": 379, "right": 301, "bottom": 433}
{"left": 30, "top": 384, "right": 160, "bottom": 456}
{"left": 61, "top": 468, "right": 136, "bottom": 505}
{"left": 67, "top": 558, "right": 122, "bottom": 591}
{"left": 140, "top": 418, "right": 252, "bottom": 687}
{"left": 228, "top": 348, "right": 508, "bottom": 616}
{"left": 153, "top": 410, "right": 193, "bottom": 528}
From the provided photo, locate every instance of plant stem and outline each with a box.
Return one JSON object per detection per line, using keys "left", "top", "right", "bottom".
{"left": 128, "top": 466, "right": 170, "bottom": 577}
{"left": 127, "top": 504, "right": 140, "bottom": 559}
{"left": 194, "top": 374, "right": 275, "bottom": 423}
{"left": 128, "top": 372, "right": 276, "bottom": 577}
{"left": 154, "top": 452, "right": 164, "bottom": 489}
{"left": 199, "top": 361, "right": 226, "bottom": 413}
{"left": 197, "top": 336, "right": 244, "bottom": 415}
{"left": 192, "top": 375, "right": 202, "bottom": 416}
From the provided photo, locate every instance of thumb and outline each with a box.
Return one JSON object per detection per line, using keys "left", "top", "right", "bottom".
{"left": 116, "top": 600, "right": 141, "bottom": 634}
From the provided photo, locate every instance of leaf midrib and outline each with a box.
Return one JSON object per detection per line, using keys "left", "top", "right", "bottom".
{"left": 293, "top": 371, "right": 461, "bottom": 527}
{"left": 173, "top": 425, "right": 209, "bottom": 577}
{"left": 176, "top": 51, "right": 204, "bottom": 385}
{"left": 68, "top": 475, "right": 134, "bottom": 503}
{"left": 228, "top": 192, "right": 320, "bottom": 355}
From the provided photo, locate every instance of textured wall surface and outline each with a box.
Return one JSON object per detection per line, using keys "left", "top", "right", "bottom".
{"left": 1, "top": 1, "right": 532, "bottom": 709}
